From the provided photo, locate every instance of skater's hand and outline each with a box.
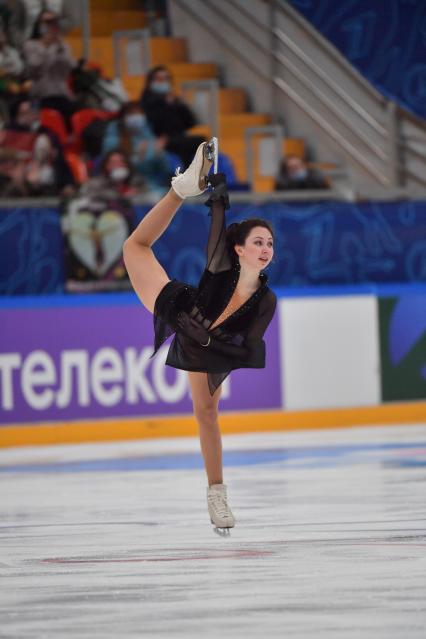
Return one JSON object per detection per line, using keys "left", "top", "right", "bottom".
{"left": 176, "top": 311, "right": 209, "bottom": 344}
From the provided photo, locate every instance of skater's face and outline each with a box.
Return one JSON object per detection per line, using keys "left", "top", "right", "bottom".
{"left": 235, "top": 226, "right": 274, "bottom": 271}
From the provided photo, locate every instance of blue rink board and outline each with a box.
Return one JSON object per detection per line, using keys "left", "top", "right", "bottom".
{"left": 0, "top": 282, "right": 425, "bottom": 310}
{"left": 1, "top": 200, "right": 425, "bottom": 294}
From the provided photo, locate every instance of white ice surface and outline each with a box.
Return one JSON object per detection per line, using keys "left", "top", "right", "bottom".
{"left": 1, "top": 423, "right": 425, "bottom": 638}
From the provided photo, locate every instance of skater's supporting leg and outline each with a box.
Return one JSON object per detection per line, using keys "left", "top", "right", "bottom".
{"left": 188, "top": 372, "right": 223, "bottom": 486}
{"left": 123, "top": 189, "right": 183, "bottom": 313}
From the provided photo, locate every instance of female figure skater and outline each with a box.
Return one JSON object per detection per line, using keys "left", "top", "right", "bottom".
{"left": 123, "top": 139, "right": 276, "bottom": 529}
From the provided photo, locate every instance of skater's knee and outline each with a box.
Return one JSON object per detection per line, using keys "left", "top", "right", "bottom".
{"left": 194, "top": 403, "right": 219, "bottom": 428}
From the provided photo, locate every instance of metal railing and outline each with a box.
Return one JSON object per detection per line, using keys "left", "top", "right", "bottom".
{"left": 274, "top": 77, "right": 389, "bottom": 185}
{"left": 180, "top": 80, "right": 220, "bottom": 139}
{"left": 173, "top": 0, "right": 426, "bottom": 191}
{"left": 275, "top": 0, "right": 385, "bottom": 104}
{"left": 245, "top": 125, "right": 284, "bottom": 187}
{"left": 273, "top": 28, "right": 387, "bottom": 137}
{"left": 112, "top": 29, "right": 151, "bottom": 78}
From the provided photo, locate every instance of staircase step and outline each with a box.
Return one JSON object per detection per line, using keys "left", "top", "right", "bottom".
{"left": 219, "top": 89, "right": 247, "bottom": 114}
{"left": 253, "top": 176, "right": 276, "bottom": 192}
{"left": 168, "top": 63, "right": 218, "bottom": 80}
{"left": 122, "top": 76, "right": 145, "bottom": 101}
{"left": 67, "top": 36, "right": 190, "bottom": 78}
{"left": 283, "top": 138, "right": 305, "bottom": 157}
{"left": 220, "top": 137, "right": 305, "bottom": 183}
{"left": 220, "top": 138, "right": 248, "bottom": 181}
{"left": 188, "top": 124, "right": 212, "bottom": 139}
{"left": 89, "top": 11, "right": 146, "bottom": 36}
{"left": 66, "top": 36, "right": 113, "bottom": 70}
{"left": 90, "top": 0, "right": 142, "bottom": 9}
{"left": 219, "top": 113, "right": 271, "bottom": 137}
{"left": 151, "top": 38, "right": 188, "bottom": 64}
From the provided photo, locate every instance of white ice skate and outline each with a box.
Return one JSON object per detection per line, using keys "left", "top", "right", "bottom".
{"left": 207, "top": 483, "right": 235, "bottom": 529}
{"left": 171, "top": 137, "right": 218, "bottom": 199}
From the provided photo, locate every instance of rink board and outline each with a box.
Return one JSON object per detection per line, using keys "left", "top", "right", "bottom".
{"left": 0, "top": 287, "right": 425, "bottom": 446}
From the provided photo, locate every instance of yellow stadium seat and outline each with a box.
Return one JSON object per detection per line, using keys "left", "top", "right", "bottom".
{"left": 150, "top": 38, "right": 188, "bottom": 64}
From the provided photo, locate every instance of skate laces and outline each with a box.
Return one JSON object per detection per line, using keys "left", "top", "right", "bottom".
{"left": 208, "top": 490, "right": 231, "bottom": 517}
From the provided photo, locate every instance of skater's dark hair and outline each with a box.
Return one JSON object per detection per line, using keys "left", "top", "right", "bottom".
{"left": 226, "top": 219, "right": 274, "bottom": 261}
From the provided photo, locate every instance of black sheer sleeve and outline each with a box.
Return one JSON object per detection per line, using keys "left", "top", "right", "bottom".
{"left": 204, "top": 175, "right": 231, "bottom": 274}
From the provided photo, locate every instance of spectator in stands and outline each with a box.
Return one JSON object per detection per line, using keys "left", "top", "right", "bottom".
{"left": 0, "top": 150, "right": 27, "bottom": 196}
{"left": 6, "top": 97, "right": 75, "bottom": 193}
{"left": 22, "top": 0, "right": 74, "bottom": 40}
{"left": 102, "top": 101, "right": 171, "bottom": 193}
{"left": 140, "top": 65, "right": 205, "bottom": 169}
{"left": 0, "top": 0, "right": 27, "bottom": 49}
{"left": 23, "top": 9, "right": 76, "bottom": 128}
{"left": 7, "top": 97, "right": 39, "bottom": 131}
{"left": 0, "top": 28, "right": 24, "bottom": 77}
{"left": 0, "top": 26, "right": 25, "bottom": 110}
{"left": 0, "top": 131, "right": 61, "bottom": 196}
{"left": 275, "top": 154, "right": 329, "bottom": 191}
{"left": 80, "top": 150, "right": 145, "bottom": 200}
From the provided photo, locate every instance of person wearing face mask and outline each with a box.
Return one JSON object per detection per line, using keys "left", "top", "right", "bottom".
{"left": 6, "top": 97, "right": 75, "bottom": 192}
{"left": 140, "top": 65, "right": 206, "bottom": 169}
{"left": 22, "top": 0, "right": 75, "bottom": 40}
{"left": 102, "top": 101, "right": 172, "bottom": 194}
{"left": 80, "top": 150, "right": 145, "bottom": 199}
{"left": 0, "top": 26, "right": 25, "bottom": 114}
{"left": 24, "top": 131, "right": 56, "bottom": 193}
{"left": 23, "top": 9, "right": 77, "bottom": 129}
{"left": 275, "top": 154, "right": 329, "bottom": 191}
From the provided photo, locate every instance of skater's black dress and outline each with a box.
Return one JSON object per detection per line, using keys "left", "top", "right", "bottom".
{"left": 151, "top": 188, "right": 277, "bottom": 395}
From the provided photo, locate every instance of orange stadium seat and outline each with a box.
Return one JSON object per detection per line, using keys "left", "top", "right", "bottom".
{"left": 64, "top": 151, "right": 89, "bottom": 184}
{"left": 71, "top": 109, "right": 113, "bottom": 138}
{"left": 40, "top": 109, "right": 68, "bottom": 146}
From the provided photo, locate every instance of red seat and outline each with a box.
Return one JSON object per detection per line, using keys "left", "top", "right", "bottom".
{"left": 71, "top": 109, "right": 112, "bottom": 138}
{"left": 40, "top": 109, "right": 68, "bottom": 146}
{"left": 64, "top": 151, "right": 88, "bottom": 184}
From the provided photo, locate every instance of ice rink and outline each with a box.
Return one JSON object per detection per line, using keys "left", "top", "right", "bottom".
{"left": 1, "top": 422, "right": 426, "bottom": 638}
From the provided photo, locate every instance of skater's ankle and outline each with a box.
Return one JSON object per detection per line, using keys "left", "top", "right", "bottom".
{"left": 169, "top": 188, "right": 184, "bottom": 202}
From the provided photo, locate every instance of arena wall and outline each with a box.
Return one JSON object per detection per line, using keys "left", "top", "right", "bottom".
{"left": 1, "top": 285, "right": 424, "bottom": 447}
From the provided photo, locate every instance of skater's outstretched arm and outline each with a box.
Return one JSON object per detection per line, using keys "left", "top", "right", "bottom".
{"left": 204, "top": 174, "right": 232, "bottom": 274}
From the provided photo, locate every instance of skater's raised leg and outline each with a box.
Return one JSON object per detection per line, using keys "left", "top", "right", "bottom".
{"left": 123, "top": 189, "right": 182, "bottom": 313}
{"left": 123, "top": 139, "right": 215, "bottom": 313}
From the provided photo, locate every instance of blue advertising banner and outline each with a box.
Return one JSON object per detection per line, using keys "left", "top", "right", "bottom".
{"left": 0, "top": 206, "right": 64, "bottom": 295}
{"left": 288, "top": 0, "right": 426, "bottom": 119}
{"left": 0, "top": 200, "right": 425, "bottom": 295}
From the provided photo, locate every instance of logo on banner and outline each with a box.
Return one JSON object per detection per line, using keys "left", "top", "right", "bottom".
{"left": 379, "top": 296, "right": 426, "bottom": 401}
{"left": 61, "top": 195, "right": 135, "bottom": 292}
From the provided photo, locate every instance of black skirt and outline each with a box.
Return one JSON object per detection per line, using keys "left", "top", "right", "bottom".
{"left": 152, "top": 279, "right": 197, "bottom": 358}
{"left": 151, "top": 277, "right": 269, "bottom": 396}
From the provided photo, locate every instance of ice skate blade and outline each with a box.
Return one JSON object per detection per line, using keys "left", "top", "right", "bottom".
{"left": 204, "top": 136, "right": 217, "bottom": 162}
{"left": 213, "top": 525, "right": 231, "bottom": 537}
{"left": 203, "top": 137, "right": 218, "bottom": 175}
